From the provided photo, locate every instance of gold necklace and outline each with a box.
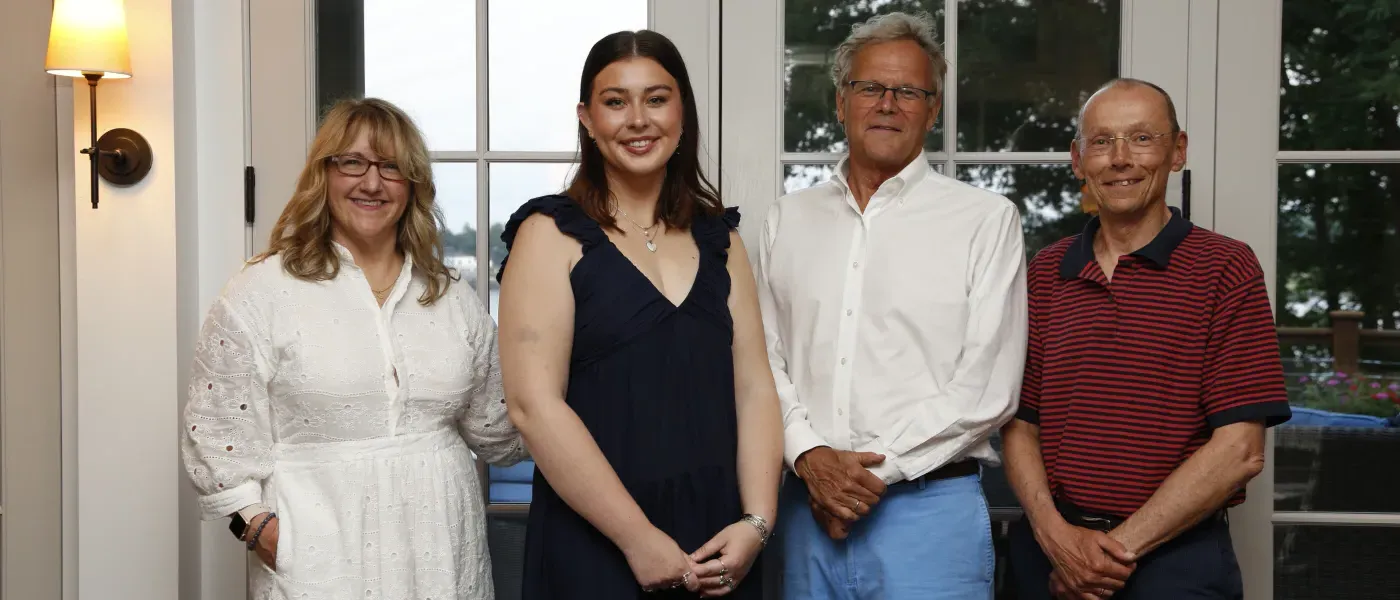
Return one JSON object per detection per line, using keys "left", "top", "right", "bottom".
{"left": 371, "top": 281, "right": 394, "bottom": 301}
{"left": 615, "top": 206, "right": 659, "bottom": 252}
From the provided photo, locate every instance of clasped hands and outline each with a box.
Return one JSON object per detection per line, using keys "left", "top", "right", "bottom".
{"left": 626, "top": 517, "right": 766, "bottom": 597}
{"left": 1039, "top": 520, "right": 1138, "bottom": 600}
{"left": 794, "top": 446, "right": 889, "bottom": 540}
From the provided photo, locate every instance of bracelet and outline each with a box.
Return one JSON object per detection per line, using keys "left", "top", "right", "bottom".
{"left": 740, "top": 513, "right": 771, "bottom": 545}
{"left": 246, "top": 512, "right": 276, "bottom": 551}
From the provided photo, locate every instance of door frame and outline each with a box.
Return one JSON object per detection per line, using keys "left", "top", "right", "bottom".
{"left": 0, "top": 0, "right": 66, "bottom": 598}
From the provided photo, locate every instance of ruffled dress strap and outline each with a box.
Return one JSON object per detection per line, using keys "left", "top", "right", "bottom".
{"left": 692, "top": 206, "right": 741, "bottom": 259}
{"left": 496, "top": 194, "right": 607, "bottom": 283}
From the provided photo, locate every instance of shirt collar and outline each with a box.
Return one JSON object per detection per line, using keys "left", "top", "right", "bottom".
{"left": 331, "top": 240, "right": 415, "bottom": 275}
{"left": 1059, "top": 206, "right": 1194, "bottom": 279}
{"left": 832, "top": 151, "right": 932, "bottom": 205}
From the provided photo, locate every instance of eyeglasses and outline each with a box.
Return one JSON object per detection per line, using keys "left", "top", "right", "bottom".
{"left": 328, "top": 154, "right": 406, "bottom": 181}
{"left": 846, "top": 80, "right": 937, "bottom": 105}
{"left": 1077, "top": 132, "right": 1173, "bottom": 156}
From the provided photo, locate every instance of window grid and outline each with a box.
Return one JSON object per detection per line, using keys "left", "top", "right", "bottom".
{"left": 1270, "top": 151, "right": 1400, "bottom": 529}
{"left": 776, "top": 0, "right": 1079, "bottom": 196}
{"left": 451, "top": 0, "right": 629, "bottom": 313}
{"left": 1268, "top": 0, "right": 1400, "bottom": 528}
{"left": 469, "top": 0, "right": 652, "bottom": 507}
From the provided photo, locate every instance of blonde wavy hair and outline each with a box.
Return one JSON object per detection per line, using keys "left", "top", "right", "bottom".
{"left": 253, "top": 97, "right": 454, "bottom": 305}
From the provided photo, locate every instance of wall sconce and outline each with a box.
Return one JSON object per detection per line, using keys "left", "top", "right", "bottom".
{"left": 45, "top": 0, "right": 152, "bottom": 209}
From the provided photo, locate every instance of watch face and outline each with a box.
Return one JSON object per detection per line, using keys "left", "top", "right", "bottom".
{"left": 229, "top": 514, "right": 247, "bottom": 539}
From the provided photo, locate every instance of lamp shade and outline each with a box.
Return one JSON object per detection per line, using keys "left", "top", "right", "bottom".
{"left": 45, "top": 0, "right": 132, "bottom": 79}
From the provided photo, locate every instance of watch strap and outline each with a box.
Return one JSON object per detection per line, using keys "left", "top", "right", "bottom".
{"left": 228, "top": 503, "right": 272, "bottom": 540}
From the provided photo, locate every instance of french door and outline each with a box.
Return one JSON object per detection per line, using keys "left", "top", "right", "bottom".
{"left": 718, "top": 1, "right": 1279, "bottom": 598}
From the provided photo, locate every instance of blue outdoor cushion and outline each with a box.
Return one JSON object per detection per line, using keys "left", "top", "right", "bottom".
{"left": 1285, "top": 406, "right": 1391, "bottom": 428}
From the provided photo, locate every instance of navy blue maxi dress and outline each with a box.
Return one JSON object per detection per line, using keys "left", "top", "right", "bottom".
{"left": 497, "top": 194, "right": 761, "bottom": 599}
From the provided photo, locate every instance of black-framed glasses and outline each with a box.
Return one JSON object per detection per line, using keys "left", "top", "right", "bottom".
{"left": 846, "top": 80, "right": 938, "bottom": 104}
{"left": 1077, "top": 132, "right": 1173, "bottom": 156}
{"left": 328, "top": 154, "right": 406, "bottom": 181}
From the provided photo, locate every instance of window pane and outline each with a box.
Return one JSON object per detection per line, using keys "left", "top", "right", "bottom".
{"left": 363, "top": 0, "right": 476, "bottom": 151}
{"left": 782, "top": 163, "right": 837, "bottom": 194}
{"left": 484, "top": 163, "right": 576, "bottom": 506}
{"left": 955, "top": 164, "right": 1089, "bottom": 260}
{"left": 1275, "top": 163, "right": 1400, "bottom": 511}
{"left": 784, "top": 1, "right": 946, "bottom": 153}
{"left": 488, "top": 0, "right": 648, "bottom": 151}
{"left": 957, "top": 0, "right": 1120, "bottom": 152}
{"left": 1280, "top": 1, "right": 1400, "bottom": 151}
{"left": 488, "top": 162, "right": 578, "bottom": 312}
{"left": 435, "top": 162, "right": 479, "bottom": 291}
{"left": 1276, "top": 525, "right": 1400, "bottom": 599}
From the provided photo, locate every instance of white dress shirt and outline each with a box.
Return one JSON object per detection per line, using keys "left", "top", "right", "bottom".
{"left": 757, "top": 153, "right": 1028, "bottom": 484}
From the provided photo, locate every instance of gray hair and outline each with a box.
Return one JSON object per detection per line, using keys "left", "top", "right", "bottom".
{"left": 830, "top": 12, "right": 947, "bottom": 97}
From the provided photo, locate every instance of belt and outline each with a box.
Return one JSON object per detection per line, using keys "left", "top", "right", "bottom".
{"left": 891, "top": 459, "right": 979, "bottom": 487}
{"left": 1054, "top": 497, "right": 1228, "bottom": 533}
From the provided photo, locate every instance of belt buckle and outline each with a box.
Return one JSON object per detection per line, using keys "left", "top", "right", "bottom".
{"left": 1078, "top": 515, "right": 1116, "bottom": 532}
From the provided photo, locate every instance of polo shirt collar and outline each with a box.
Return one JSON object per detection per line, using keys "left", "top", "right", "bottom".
{"left": 1059, "top": 206, "right": 1194, "bottom": 279}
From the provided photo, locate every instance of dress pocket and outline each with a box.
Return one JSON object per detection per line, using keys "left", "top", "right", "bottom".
{"left": 265, "top": 462, "right": 363, "bottom": 595}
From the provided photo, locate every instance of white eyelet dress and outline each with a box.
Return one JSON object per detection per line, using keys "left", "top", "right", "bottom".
{"left": 181, "top": 244, "right": 527, "bottom": 600}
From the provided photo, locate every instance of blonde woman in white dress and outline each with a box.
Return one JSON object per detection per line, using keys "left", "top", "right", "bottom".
{"left": 181, "top": 97, "right": 526, "bottom": 600}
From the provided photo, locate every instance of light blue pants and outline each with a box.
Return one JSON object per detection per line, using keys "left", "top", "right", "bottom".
{"left": 777, "top": 470, "right": 995, "bottom": 600}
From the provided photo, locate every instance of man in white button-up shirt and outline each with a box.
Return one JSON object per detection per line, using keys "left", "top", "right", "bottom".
{"left": 759, "top": 12, "right": 1028, "bottom": 599}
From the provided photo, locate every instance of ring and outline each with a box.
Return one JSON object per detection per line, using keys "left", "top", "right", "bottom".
{"left": 720, "top": 574, "right": 735, "bottom": 588}
{"left": 718, "top": 558, "right": 728, "bottom": 575}
{"left": 682, "top": 572, "right": 692, "bottom": 586}
{"left": 854, "top": 500, "right": 863, "bottom": 511}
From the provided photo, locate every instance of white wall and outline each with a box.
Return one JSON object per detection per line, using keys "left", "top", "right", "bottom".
{"left": 61, "top": 0, "right": 250, "bottom": 598}
{"left": 70, "top": 0, "right": 180, "bottom": 595}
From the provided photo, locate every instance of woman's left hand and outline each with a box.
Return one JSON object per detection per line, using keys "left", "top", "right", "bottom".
{"left": 689, "top": 522, "right": 765, "bottom": 597}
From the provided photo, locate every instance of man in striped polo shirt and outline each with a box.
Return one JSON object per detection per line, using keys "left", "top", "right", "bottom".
{"left": 1002, "top": 79, "right": 1292, "bottom": 600}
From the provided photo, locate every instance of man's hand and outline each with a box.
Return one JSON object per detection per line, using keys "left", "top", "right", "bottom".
{"left": 809, "top": 497, "right": 850, "bottom": 540}
{"left": 794, "top": 446, "right": 888, "bottom": 521}
{"left": 1036, "top": 520, "right": 1135, "bottom": 597}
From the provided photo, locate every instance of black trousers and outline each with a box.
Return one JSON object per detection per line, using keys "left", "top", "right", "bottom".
{"left": 1007, "top": 514, "right": 1244, "bottom": 600}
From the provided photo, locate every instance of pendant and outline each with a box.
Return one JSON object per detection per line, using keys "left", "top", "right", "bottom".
{"left": 646, "top": 240, "right": 657, "bottom": 252}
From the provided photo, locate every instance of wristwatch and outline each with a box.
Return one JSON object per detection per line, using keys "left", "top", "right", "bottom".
{"left": 228, "top": 503, "right": 272, "bottom": 540}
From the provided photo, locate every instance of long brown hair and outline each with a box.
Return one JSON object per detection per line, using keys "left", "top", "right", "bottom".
{"left": 253, "top": 98, "right": 454, "bottom": 305}
{"left": 568, "top": 30, "right": 723, "bottom": 230}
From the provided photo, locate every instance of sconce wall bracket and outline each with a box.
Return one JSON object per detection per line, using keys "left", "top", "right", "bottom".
{"left": 95, "top": 128, "right": 152, "bottom": 185}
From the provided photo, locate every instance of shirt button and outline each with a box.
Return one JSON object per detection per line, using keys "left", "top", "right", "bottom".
{"left": 840, "top": 358, "right": 847, "bottom": 365}
{"left": 852, "top": 261, "right": 859, "bottom": 269}
{"left": 846, "top": 309, "right": 853, "bottom": 316}
{"left": 837, "top": 409, "right": 844, "bottom": 416}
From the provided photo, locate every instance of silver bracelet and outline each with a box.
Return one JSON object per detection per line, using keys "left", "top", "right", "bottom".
{"left": 740, "top": 513, "right": 771, "bottom": 545}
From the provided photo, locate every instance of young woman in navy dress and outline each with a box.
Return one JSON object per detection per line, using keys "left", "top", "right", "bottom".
{"left": 495, "top": 30, "right": 782, "bottom": 599}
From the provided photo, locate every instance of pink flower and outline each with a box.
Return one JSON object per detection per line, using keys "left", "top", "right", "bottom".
{"left": 1372, "top": 382, "right": 1382, "bottom": 389}
{"left": 1336, "top": 372, "right": 1348, "bottom": 379}
{"left": 1389, "top": 383, "right": 1399, "bottom": 392}
{"left": 1299, "top": 376, "right": 1311, "bottom": 383}
{"left": 1375, "top": 392, "right": 1392, "bottom": 401}
{"left": 1327, "top": 379, "right": 1340, "bottom": 386}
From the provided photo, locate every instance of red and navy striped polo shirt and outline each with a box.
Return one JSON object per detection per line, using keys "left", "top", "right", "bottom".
{"left": 1017, "top": 207, "right": 1292, "bottom": 517}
